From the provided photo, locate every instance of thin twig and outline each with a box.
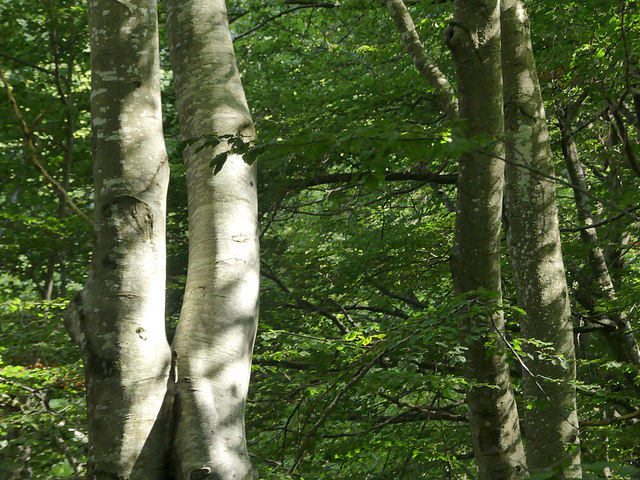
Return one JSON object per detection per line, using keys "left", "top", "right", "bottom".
{"left": 560, "top": 206, "right": 640, "bottom": 232}
{"left": 234, "top": 3, "right": 338, "bottom": 43}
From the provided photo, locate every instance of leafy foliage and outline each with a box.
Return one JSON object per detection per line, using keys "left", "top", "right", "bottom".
{"left": 2, "top": 0, "right": 640, "bottom": 478}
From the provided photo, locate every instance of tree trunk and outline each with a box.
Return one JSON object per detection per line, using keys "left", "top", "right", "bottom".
{"left": 446, "top": 1, "right": 527, "bottom": 478}
{"left": 65, "top": 0, "right": 172, "bottom": 477}
{"left": 383, "top": 0, "right": 458, "bottom": 120}
{"left": 558, "top": 106, "right": 640, "bottom": 371}
{"left": 164, "top": 0, "right": 260, "bottom": 479}
{"left": 501, "top": 1, "right": 581, "bottom": 477}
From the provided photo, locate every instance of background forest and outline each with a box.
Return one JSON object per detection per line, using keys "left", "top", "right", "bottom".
{"left": 1, "top": 0, "right": 640, "bottom": 478}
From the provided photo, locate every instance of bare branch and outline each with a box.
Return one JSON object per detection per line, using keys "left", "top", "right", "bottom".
{"left": 234, "top": 2, "right": 338, "bottom": 42}
{"left": 0, "top": 52, "right": 56, "bottom": 75}
{"left": 261, "top": 263, "right": 350, "bottom": 334}
{"left": 580, "top": 409, "right": 640, "bottom": 427}
{"left": 560, "top": 206, "right": 640, "bottom": 232}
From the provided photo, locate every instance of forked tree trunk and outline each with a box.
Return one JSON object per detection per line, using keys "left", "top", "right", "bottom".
{"left": 66, "top": 0, "right": 259, "bottom": 478}
{"left": 64, "top": 0, "right": 172, "bottom": 477}
{"left": 165, "top": 0, "right": 260, "bottom": 479}
{"left": 446, "top": 1, "right": 527, "bottom": 478}
{"left": 501, "top": 1, "right": 581, "bottom": 477}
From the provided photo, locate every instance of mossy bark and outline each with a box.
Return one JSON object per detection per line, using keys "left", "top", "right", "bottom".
{"left": 447, "top": 1, "right": 527, "bottom": 478}
{"left": 501, "top": 1, "right": 581, "bottom": 477}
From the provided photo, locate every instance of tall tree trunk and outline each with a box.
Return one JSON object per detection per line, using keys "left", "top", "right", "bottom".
{"left": 64, "top": 0, "right": 172, "bottom": 477}
{"left": 501, "top": 1, "right": 581, "bottom": 477}
{"left": 446, "top": 1, "right": 527, "bottom": 478}
{"left": 558, "top": 106, "right": 640, "bottom": 371}
{"left": 165, "top": 1, "right": 260, "bottom": 479}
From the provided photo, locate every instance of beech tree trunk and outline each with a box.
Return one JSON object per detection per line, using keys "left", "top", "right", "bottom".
{"left": 446, "top": 1, "right": 527, "bottom": 478}
{"left": 165, "top": 0, "right": 260, "bottom": 479}
{"left": 64, "top": 0, "right": 172, "bottom": 477}
{"left": 558, "top": 107, "right": 640, "bottom": 372}
{"left": 65, "top": 0, "right": 259, "bottom": 478}
{"left": 501, "top": 1, "right": 581, "bottom": 477}
{"left": 383, "top": 0, "right": 458, "bottom": 120}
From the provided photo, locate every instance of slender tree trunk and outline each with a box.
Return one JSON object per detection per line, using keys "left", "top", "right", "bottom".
{"left": 43, "top": 20, "right": 77, "bottom": 303}
{"left": 54, "top": 20, "right": 77, "bottom": 298}
{"left": 446, "top": 1, "right": 527, "bottom": 478}
{"left": 558, "top": 107, "right": 640, "bottom": 371}
{"left": 165, "top": 0, "right": 260, "bottom": 479}
{"left": 383, "top": 0, "right": 458, "bottom": 120}
{"left": 64, "top": 0, "right": 172, "bottom": 477}
{"left": 501, "top": 1, "right": 581, "bottom": 477}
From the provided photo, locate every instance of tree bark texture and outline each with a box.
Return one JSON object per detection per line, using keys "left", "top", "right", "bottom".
{"left": 501, "top": 1, "right": 581, "bottom": 477}
{"left": 165, "top": 1, "right": 260, "bottom": 479}
{"left": 446, "top": 1, "right": 527, "bottom": 478}
{"left": 65, "top": 0, "right": 172, "bottom": 477}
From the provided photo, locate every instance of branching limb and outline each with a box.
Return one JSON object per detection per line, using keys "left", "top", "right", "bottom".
{"left": 261, "top": 263, "right": 350, "bottom": 334}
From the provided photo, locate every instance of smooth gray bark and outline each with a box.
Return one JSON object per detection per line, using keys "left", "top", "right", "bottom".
{"left": 446, "top": 1, "right": 527, "bottom": 478}
{"left": 165, "top": 1, "right": 260, "bottom": 479}
{"left": 383, "top": 0, "right": 458, "bottom": 120}
{"left": 501, "top": 1, "right": 581, "bottom": 477}
{"left": 64, "top": 0, "right": 172, "bottom": 477}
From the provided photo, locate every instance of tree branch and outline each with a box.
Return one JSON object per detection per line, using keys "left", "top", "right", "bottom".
{"left": 610, "top": 99, "right": 640, "bottom": 178}
{"left": 383, "top": 0, "right": 458, "bottom": 120}
{"left": 0, "top": 52, "right": 56, "bottom": 75}
{"left": 289, "top": 170, "right": 457, "bottom": 191}
{"left": 560, "top": 206, "right": 640, "bottom": 232}
{"left": 234, "top": 2, "right": 338, "bottom": 42}
{"left": 580, "top": 409, "right": 640, "bottom": 427}
{"left": 371, "top": 280, "right": 429, "bottom": 309}
{"left": 288, "top": 357, "right": 379, "bottom": 474}
{"left": 0, "top": 66, "right": 93, "bottom": 226}
{"left": 377, "top": 392, "right": 468, "bottom": 423}
{"left": 284, "top": 0, "right": 339, "bottom": 6}
{"left": 261, "top": 263, "right": 350, "bottom": 334}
